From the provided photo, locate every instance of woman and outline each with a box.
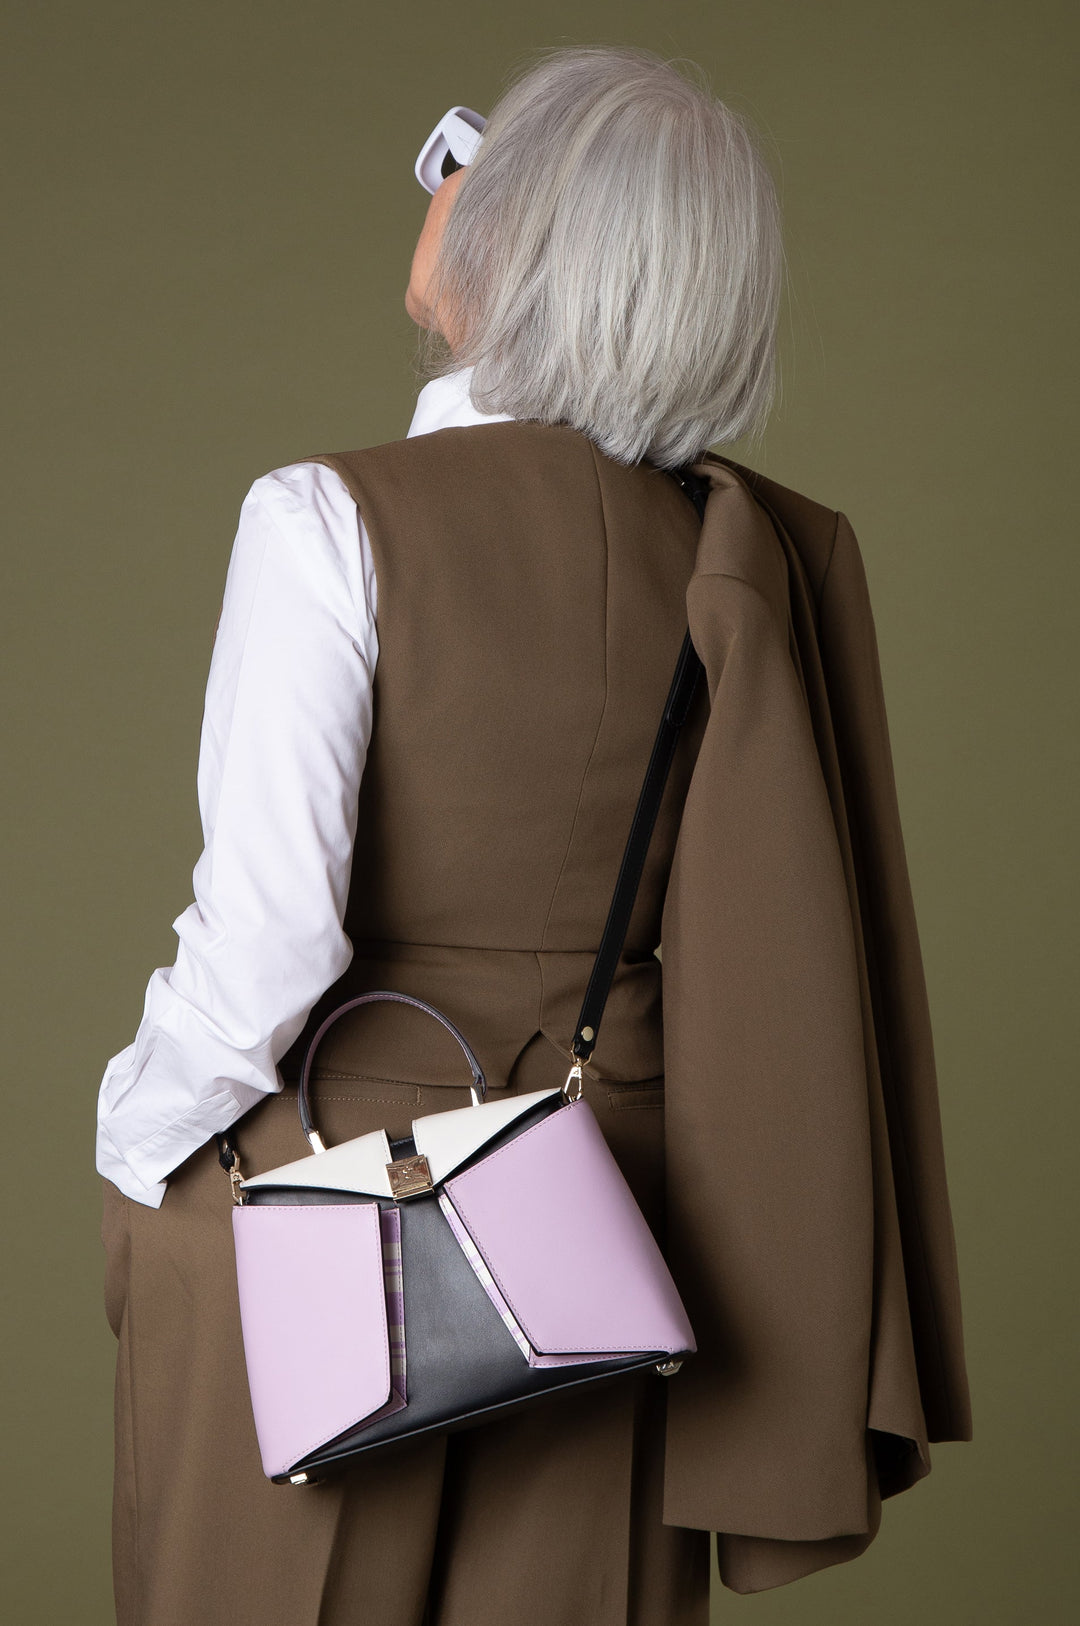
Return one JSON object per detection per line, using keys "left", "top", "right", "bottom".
{"left": 98, "top": 42, "right": 972, "bottom": 1626}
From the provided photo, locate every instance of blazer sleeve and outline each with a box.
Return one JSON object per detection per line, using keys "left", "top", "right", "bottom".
{"left": 657, "top": 496, "right": 972, "bottom": 1594}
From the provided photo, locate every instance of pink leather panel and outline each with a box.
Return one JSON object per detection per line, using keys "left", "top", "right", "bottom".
{"left": 437, "top": 1190, "right": 617, "bottom": 1366}
{"left": 232, "top": 1202, "right": 391, "bottom": 1478}
{"left": 443, "top": 1100, "right": 696, "bottom": 1357}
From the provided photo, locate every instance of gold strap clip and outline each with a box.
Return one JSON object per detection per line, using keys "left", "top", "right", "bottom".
{"left": 562, "top": 1060, "right": 584, "bottom": 1101}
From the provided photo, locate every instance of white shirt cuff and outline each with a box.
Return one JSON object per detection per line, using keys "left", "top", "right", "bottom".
{"left": 96, "top": 1073, "right": 275, "bottom": 1207}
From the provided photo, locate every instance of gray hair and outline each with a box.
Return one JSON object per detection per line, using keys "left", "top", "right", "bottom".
{"left": 418, "top": 44, "right": 786, "bottom": 469}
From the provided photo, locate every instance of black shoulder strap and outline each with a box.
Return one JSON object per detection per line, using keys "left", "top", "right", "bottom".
{"left": 568, "top": 465, "right": 707, "bottom": 1065}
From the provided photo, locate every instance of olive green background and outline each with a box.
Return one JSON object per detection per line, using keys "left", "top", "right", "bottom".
{"left": 2, "top": 2, "right": 1075, "bottom": 1621}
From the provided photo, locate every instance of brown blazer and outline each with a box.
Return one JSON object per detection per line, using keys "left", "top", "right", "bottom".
{"left": 658, "top": 451, "right": 973, "bottom": 1590}
{"left": 273, "top": 424, "right": 972, "bottom": 1596}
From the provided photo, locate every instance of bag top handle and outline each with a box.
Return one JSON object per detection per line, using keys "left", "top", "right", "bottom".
{"left": 296, "top": 989, "right": 486, "bottom": 1151}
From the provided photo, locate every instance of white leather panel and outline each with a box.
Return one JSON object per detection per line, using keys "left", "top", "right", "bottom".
{"left": 412, "top": 1088, "right": 562, "bottom": 1184}
{"left": 240, "top": 1127, "right": 395, "bottom": 1197}
{"left": 238, "top": 1088, "right": 562, "bottom": 1195}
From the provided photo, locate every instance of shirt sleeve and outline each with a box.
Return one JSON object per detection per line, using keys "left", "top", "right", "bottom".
{"left": 95, "top": 461, "right": 379, "bottom": 1207}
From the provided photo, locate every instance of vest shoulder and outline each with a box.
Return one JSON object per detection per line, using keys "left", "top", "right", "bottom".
{"left": 300, "top": 421, "right": 588, "bottom": 476}
{"left": 296, "top": 423, "right": 697, "bottom": 527}
{"left": 293, "top": 432, "right": 839, "bottom": 560}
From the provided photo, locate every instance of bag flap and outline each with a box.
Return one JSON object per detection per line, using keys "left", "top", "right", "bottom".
{"left": 240, "top": 1127, "right": 396, "bottom": 1197}
{"left": 239, "top": 1088, "right": 562, "bottom": 1196}
{"left": 442, "top": 1099, "right": 696, "bottom": 1358}
{"left": 232, "top": 1202, "right": 391, "bottom": 1479}
{"left": 411, "top": 1087, "right": 562, "bottom": 1183}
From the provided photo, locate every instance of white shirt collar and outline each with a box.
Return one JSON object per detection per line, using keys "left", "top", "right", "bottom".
{"left": 406, "top": 365, "right": 516, "bottom": 438}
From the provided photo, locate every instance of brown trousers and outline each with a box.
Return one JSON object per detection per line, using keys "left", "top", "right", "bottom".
{"left": 100, "top": 1035, "right": 711, "bottom": 1625}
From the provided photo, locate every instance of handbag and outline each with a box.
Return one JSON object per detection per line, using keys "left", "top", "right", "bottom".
{"left": 215, "top": 465, "right": 710, "bottom": 1486}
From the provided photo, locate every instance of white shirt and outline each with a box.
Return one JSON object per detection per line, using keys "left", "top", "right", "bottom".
{"left": 95, "top": 366, "right": 514, "bottom": 1207}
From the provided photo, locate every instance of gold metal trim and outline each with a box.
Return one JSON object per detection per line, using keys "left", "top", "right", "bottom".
{"left": 386, "top": 1153, "right": 435, "bottom": 1199}
{"left": 562, "top": 1061, "right": 584, "bottom": 1101}
{"left": 655, "top": 1359, "right": 683, "bottom": 1377}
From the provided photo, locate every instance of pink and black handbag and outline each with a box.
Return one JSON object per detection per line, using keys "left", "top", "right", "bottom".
{"left": 216, "top": 466, "right": 709, "bottom": 1486}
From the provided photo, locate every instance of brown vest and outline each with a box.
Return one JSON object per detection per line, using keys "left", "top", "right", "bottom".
{"left": 278, "top": 421, "right": 708, "bottom": 1090}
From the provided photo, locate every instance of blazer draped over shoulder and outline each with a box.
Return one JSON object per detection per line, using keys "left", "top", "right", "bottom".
{"left": 658, "top": 452, "right": 973, "bottom": 1592}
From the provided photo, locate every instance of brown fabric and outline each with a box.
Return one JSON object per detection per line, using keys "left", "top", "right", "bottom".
{"left": 102, "top": 1040, "right": 710, "bottom": 1626}
{"left": 657, "top": 455, "right": 973, "bottom": 1591}
{"left": 102, "top": 419, "right": 972, "bottom": 1610}
{"left": 278, "top": 425, "right": 710, "bottom": 1090}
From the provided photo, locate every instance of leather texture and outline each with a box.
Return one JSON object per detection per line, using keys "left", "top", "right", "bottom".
{"left": 411, "top": 1087, "right": 561, "bottom": 1182}
{"left": 231, "top": 1201, "right": 391, "bottom": 1478}
{"left": 436, "top": 1189, "right": 628, "bottom": 1368}
{"left": 443, "top": 1099, "right": 696, "bottom": 1358}
{"left": 240, "top": 1126, "right": 397, "bottom": 1198}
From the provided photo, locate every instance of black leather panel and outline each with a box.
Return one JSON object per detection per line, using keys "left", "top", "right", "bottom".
{"left": 287, "top": 1354, "right": 663, "bottom": 1483}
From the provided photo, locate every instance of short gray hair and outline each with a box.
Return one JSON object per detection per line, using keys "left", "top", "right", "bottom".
{"left": 418, "top": 44, "right": 786, "bottom": 469}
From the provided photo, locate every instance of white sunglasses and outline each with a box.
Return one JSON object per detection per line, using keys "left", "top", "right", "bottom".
{"left": 414, "top": 106, "right": 487, "bottom": 194}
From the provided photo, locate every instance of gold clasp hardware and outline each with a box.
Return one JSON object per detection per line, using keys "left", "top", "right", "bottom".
{"left": 562, "top": 1061, "right": 584, "bottom": 1101}
{"left": 386, "top": 1153, "right": 434, "bottom": 1200}
{"left": 655, "top": 1359, "right": 683, "bottom": 1377}
{"left": 228, "top": 1153, "right": 245, "bottom": 1206}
